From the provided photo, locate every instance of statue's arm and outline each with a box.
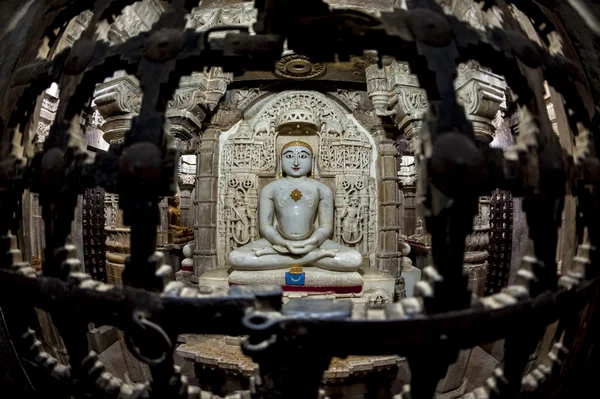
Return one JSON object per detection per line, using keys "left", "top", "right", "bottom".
{"left": 312, "top": 184, "right": 334, "bottom": 246}
{"left": 258, "top": 185, "right": 286, "bottom": 246}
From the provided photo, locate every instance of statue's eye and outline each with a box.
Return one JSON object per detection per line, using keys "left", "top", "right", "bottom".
{"left": 300, "top": 154, "right": 307, "bottom": 158}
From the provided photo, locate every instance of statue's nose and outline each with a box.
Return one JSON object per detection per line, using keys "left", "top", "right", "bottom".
{"left": 293, "top": 155, "right": 299, "bottom": 165}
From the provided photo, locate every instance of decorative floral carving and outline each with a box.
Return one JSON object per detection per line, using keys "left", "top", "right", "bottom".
{"left": 407, "top": 92, "right": 427, "bottom": 110}
{"left": 230, "top": 89, "right": 262, "bottom": 110}
{"left": 332, "top": 90, "right": 364, "bottom": 110}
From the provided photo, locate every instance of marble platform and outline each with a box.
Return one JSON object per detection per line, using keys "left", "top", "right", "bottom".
{"left": 229, "top": 267, "right": 363, "bottom": 294}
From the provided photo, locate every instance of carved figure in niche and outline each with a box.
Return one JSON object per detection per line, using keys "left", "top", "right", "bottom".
{"left": 168, "top": 194, "right": 194, "bottom": 244}
{"left": 341, "top": 194, "right": 364, "bottom": 244}
{"left": 408, "top": 218, "right": 430, "bottom": 245}
{"left": 230, "top": 191, "right": 250, "bottom": 246}
{"left": 229, "top": 141, "right": 362, "bottom": 271}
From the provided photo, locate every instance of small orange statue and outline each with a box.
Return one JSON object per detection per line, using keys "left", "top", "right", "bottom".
{"left": 168, "top": 194, "right": 194, "bottom": 244}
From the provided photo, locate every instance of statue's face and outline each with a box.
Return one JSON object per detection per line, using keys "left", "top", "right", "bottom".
{"left": 171, "top": 196, "right": 180, "bottom": 207}
{"left": 281, "top": 145, "right": 312, "bottom": 177}
{"left": 350, "top": 196, "right": 359, "bottom": 206}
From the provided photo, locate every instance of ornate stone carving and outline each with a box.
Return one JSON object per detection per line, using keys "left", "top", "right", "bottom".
{"left": 385, "top": 62, "right": 427, "bottom": 143}
{"left": 94, "top": 75, "right": 143, "bottom": 143}
{"left": 230, "top": 89, "right": 263, "bottom": 110}
{"left": 223, "top": 175, "right": 257, "bottom": 254}
{"left": 365, "top": 64, "right": 393, "bottom": 115}
{"left": 188, "top": 3, "right": 257, "bottom": 31}
{"left": 334, "top": 175, "right": 375, "bottom": 255}
{"left": 217, "top": 174, "right": 258, "bottom": 265}
{"left": 455, "top": 62, "right": 507, "bottom": 143}
{"left": 34, "top": 90, "right": 59, "bottom": 151}
{"left": 398, "top": 155, "right": 417, "bottom": 187}
{"left": 331, "top": 90, "right": 365, "bottom": 111}
{"left": 108, "top": 0, "right": 164, "bottom": 43}
{"left": 319, "top": 122, "right": 372, "bottom": 176}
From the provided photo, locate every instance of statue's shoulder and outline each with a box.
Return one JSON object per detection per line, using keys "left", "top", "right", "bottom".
{"left": 261, "top": 179, "right": 280, "bottom": 193}
{"left": 315, "top": 179, "right": 332, "bottom": 196}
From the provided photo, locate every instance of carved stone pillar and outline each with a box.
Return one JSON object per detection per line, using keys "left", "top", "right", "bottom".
{"left": 193, "top": 125, "right": 221, "bottom": 277}
{"left": 94, "top": 74, "right": 142, "bottom": 283}
{"left": 375, "top": 135, "right": 402, "bottom": 278}
{"left": 456, "top": 62, "right": 506, "bottom": 297}
{"left": 378, "top": 60, "right": 506, "bottom": 299}
{"left": 386, "top": 62, "right": 426, "bottom": 239}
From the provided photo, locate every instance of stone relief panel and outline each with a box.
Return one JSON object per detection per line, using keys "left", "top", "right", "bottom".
{"left": 334, "top": 175, "right": 376, "bottom": 256}
{"left": 217, "top": 173, "right": 259, "bottom": 266}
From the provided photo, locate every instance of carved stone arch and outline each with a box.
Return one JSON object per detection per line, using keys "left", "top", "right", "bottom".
{"left": 245, "top": 90, "right": 349, "bottom": 129}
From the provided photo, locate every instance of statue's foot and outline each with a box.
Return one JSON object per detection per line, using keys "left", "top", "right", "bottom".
{"left": 314, "top": 248, "right": 338, "bottom": 259}
{"left": 253, "top": 247, "right": 278, "bottom": 257}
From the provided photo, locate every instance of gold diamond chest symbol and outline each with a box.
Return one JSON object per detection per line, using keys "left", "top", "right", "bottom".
{"left": 290, "top": 189, "right": 303, "bottom": 202}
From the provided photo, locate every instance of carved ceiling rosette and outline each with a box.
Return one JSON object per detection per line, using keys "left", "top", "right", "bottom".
{"left": 455, "top": 61, "right": 507, "bottom": 143}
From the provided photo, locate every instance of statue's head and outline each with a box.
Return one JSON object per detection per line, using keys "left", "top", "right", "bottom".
{"left": 234, "top": 192, "right": 244, "bottom": 206}
{"left": 349, "top": 195, "right": 360, "bottom": 206}
{"left": 281, "top": 141, "right": 313, "bottom": 178}
{"left": 169, "top": 194, "right": 180, "bottom": 207}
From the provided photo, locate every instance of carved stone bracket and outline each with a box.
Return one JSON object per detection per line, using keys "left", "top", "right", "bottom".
{"left": 94, "top": 74, "right": 142, "bottom": 144}
{"left": 455, "top": 61, "right": 507, "bottom": 143}
{"left": 108, "top": 0, "right": 165, "bottom": 43}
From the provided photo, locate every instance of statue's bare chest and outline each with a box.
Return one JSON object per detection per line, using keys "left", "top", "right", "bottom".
{"left": 273, "top": 182, "right": 319, "bottom": 209}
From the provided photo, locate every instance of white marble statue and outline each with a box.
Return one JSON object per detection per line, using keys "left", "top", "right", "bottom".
{"left": 228, "top": 141, "right": 363, "bottom": 271}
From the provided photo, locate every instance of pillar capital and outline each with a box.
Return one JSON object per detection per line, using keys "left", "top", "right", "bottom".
{"left": 455, "top": 61, "right": 507, "bottom": 143}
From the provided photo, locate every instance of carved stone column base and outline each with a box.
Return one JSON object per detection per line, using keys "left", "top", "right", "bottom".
{"left": 464, "top": 250, "right": 489, "bottom": 297}
{"left": 464, "top": 261, "right": 488, "bottom": 297}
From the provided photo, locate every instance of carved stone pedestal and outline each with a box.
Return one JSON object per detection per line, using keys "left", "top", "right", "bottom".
{"left": 229, "top": 268, "right": 364, "bottom": 294}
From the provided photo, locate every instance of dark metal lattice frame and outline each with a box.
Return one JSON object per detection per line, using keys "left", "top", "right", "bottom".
{"left": 486, "top": 189, "right": 513, "bottom": 295}
{"left": 0, "top": 0, "right": 599, "bottom": 398}
{"left": 82, "top": 187, "right": 107, "bottom": 282}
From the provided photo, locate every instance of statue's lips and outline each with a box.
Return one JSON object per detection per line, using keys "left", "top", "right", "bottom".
{"left": 292, "top": 167, "right": 300, "bottom": 171}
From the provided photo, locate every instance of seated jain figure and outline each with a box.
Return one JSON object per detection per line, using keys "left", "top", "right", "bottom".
{"left": 229, "top": 141, "right": 362, "bottom": 271}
